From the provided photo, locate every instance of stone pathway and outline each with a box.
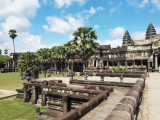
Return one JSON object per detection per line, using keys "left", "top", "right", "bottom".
{"left": 137, "top": 73, "right": 160, "bottom": 120}
{"left": 80, "top": 87, "right": 130, "bottom": 120}
{"left": 0, "top": 89, "right": 17, "bottom": 99}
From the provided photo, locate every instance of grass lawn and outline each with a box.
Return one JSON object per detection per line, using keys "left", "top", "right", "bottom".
{"left": 0, "top": 96, "right": 47, "bottom": 120}
{"left": 0, "top": 72, "right": 82, "bottom": 91}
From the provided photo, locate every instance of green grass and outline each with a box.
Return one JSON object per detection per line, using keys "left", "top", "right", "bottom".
{"left": 0, "top": 72, "right": 82, "bottom": 91}
{"left": 0, "top": 96, "right": 47, "bottom": 120}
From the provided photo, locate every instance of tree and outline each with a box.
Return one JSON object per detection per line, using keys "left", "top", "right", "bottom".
{"left": 17, "top": 51, "right": 41, "bottom": 81}
{"left": 9, "top": 29, "right": 17, "bottom": 72}
{"left": 36, "top": 48, "right": 51, "bottom": 78}
{"left": 72, "top": 27, "right": 99, "bottom": 71}
{"left": 64, "top": 39, "right": 78, "bottom": 71}
{"left": 4, "top": 49, "right": 8, "bottom": 56}
{"left": 0, "top": 49, "right": 2, "bottom": 55}
{"left": 51, "top": 46, "right": 67, "bottom": 75}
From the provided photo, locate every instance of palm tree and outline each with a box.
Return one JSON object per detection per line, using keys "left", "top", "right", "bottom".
{"left": 36, "top": 48, "right": 51, "bottom": 78}
{"left": 0, "top": 49, "right": 2, "bottom": 55}
{"left": 72, "top": 27, "right": 99, "bottom": 71}
{"left": 52, "top": 46, "right": 67, "bottom": 75}
{"left": 64, "top": 39, "right": 78, "bottom": 71}
{"left": 9, "top": 29, "right": 17, "bottom": 72}
{"left": 17, "top": 51, "right": 41, "bottom": 81}
{"left": 4, "top": 49, "right": 8, "bottom": 56}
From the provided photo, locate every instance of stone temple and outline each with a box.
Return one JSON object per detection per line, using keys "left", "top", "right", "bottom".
{"left": 1, "top": 23, "right": 160, "bottom": 73}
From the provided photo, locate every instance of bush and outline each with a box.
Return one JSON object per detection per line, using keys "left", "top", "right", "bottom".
{"left": 108, "top": 67, "right": 128, "bottom": 71}
{"left": 0, "top": 55, "right": 9, "bottom": 68}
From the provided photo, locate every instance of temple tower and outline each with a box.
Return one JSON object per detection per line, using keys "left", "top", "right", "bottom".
{"left": 146, "top": 23, "right": 156, "bottom": 39}
{"left": 122, "top": 30, "right": 134, "bottom": 46}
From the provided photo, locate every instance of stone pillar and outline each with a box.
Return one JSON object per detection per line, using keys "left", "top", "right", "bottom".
{"left": 51, "top": 62, "right": 52, "bottom": 67}
{"left": 155, "top": 54, "right": 158, "bottom": 69}
{"left": 118, "top": 61, "right": 120, "bottom": 68}
{"left": 55, "top": 62, "right": 57, "bottom": 69}
{"left": 41, "top": 93, "right": 46, "bottom": 106}
{"left": 141, "top": 60, "right": 143, "bottom": 68}
{"left": 93, "top": 60, "right": 94, "bottom": 67}
{"left": 133, "top": 60, "right": 135, "bottom": 68}
{"left": 32, "top": 86, "right": 36, "bottom": 104}
{"left": 96, "top": 60, "right": 98, "bottom": 67}
{"left": 102, "top": 61, "right": 104, "bottom": 67}
{"left": 107, "top": 61, "right": 109, "bottom": 67}
{"left": 23, "top": 83, "right": 28, "bottom": 103}
{"left": 125, "top": 61, "right": 127, "bottom": 68}
{"left": 62, "top": 95, "right": 69, "bottom": 115}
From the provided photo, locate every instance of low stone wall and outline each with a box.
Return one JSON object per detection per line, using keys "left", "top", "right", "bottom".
{"left": 70, "top": 79, "right": 134, "bottom": 87}
{"left": 104, "top": 74, "right": 146, "bottom": 120}
{"left": 56, "top": 90, "right": 111, "bottom": 120}
{"left": 16, "top": 79, "right": 113, "bottom": 117}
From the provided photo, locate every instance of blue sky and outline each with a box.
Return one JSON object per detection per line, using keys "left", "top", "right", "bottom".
{"left": 0, "top": 0, "right": 160, "bottom": 55}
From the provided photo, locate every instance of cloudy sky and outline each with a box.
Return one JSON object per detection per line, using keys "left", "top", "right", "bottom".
{"left": 0, "top": 0, "right": 160, "bottom": 55}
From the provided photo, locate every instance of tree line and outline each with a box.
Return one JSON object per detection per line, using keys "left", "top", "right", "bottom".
{"left": 17, "top": 27, "right": 99, "bottom": 76}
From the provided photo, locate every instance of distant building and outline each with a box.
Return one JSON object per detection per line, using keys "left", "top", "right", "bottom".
{"left": 1, "top": 23, "right": 160, "bottom": 73}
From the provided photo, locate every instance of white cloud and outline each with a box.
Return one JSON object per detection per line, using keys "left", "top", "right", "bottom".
{"left": 118, "top": 2, "right": 122, "bottom": 8}
{"left": 96, "top": 7, "right": 105, "bottom": 11}
{"left": 130, "top": 31, "right": 146, "bottom": 40}
{"left": 43, "top": 16, "right": 71, "bottom": 34}
{"left": 54, "top": 0, "right": 85, "bottom": 8}
{"left": 110, "top": 7, "right": 116, "bottom": 13}
{"left": 1, "top": 16, "right": 32, "bottom": 34}
{"left": 108, "top": 2, "right": 113, "bottom": 5}
{"left": 66, "top": 14, "right": 84, "bottom": 31}
{"left": 151, "top": 0, "right": 160, "bottom": 9}
{"left": 0, "top": 0, "right": 41, "bottom": 19}
{"left": 94, "top": 25, "right": 99, "bottom": 29}
{"left": 139, "top": 0, "right": 149, "bottom": 7}
{"left": 109, "top": 27, "right": 125, "bottom": 37}
{"left": 69, "top": 32, "right": 75, "bottom": 40}
{"left": 155, "top": 27, "right": 160, "bottom": 34}
{"left": 42, "top": 0, "right": 47, "bottom": 5}
{"left": 82, "top": 6, "right": 96, "bottom": 15}
{"left": 61, "top": 10, "right": 65, "bottom": 13}
{"left": 126, "top": 0, "right": 138, "bottom": 6}
{"left": 97, "top": 39, "right": 122, "bottom": 48}
{"left": 150, "top": 8, "right": 155, "bottom": 13}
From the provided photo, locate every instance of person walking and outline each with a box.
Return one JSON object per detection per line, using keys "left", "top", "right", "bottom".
{"left": 158, "top": 65, "right": 160, "bottom": 73}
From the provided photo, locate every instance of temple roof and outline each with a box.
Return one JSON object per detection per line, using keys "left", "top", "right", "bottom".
{"left": 122, "top": 31, "right": 133, "bottom": 46}
{"left": 99, "top": 45, "right": 111, "bottom": 50}
{"left": 146, "top": 23, "right": 156, "bottom": 39}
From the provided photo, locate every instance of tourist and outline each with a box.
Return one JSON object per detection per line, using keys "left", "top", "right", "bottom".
{"left": 158, "top": 65, "right": 160, "bottom": 73}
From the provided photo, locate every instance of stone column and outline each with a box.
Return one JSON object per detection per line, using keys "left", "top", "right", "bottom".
{"left": 55, "top": 62, "right": 57, "bottom": 69}
{"left": 41, "top": 93, "right": 46, "bottom": 106}
{"left": 32, "top": 86, "right": 36, "bottom": 104}
{"left": 125, "top": 61, "right": 127, "bottom": 68}
{"left": 133, "top": 60, "right": 135, "bottom": 68}
{"left": 155, "top": 54, "right": 158, "bottom": 69}
{"left": 96, "top": 60, "right": 98, "bottom": 67}
{"left": 118, "top": 61, "right": 120, "bottom": 68}
{"left": 51, "top": 62, "right": 52, "bottom": 67}
{"left": 107, "top": 61, "right": 109, "bottom": 67}
{"left": 93, "top": 60, "right": 94, "bottom": 67}
{"left": 23, "top": 83, "right": 28, "bottom": 103}
{"left": 141, "top": 60, "right": 143, "bottom": 68}
{"left": 102, "top": 61, "right": 104, "bottom": 67}
{"left": 62, "top": 95, "right": 69, "bottom": 115}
